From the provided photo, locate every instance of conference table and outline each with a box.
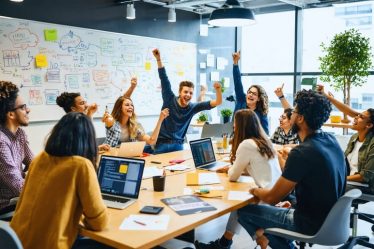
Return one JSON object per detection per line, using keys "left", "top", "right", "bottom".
{"left": 81, "top": 150, "right": 255, "bottom": 249}
{"left": 323, "top": 122, "right": 353, "bottom": 129}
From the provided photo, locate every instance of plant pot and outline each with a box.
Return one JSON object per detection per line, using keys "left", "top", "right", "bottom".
{"left": 223, "top": 116, "right": 230, "bottom": 123}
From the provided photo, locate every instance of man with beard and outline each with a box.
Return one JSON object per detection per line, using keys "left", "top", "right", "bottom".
{"left": 236, "top": 90, "right": 346, "bottom": 249}
{"left": 152, "top": 49, "right": 222, "bottom": 154}
{"left": 0, "top": 81, "right": 33, "bottom": 214}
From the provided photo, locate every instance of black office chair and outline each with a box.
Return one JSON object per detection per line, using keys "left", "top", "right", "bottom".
{"left": 340, "top": 192, "right": 374, "bottom": 248}
{"left": 0, "top": 221, "right": 23, "bottom": 249}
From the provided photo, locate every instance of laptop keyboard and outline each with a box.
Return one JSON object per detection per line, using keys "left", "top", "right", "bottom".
{"left": 103, "top": 195, "right": 130, "bottom": 203}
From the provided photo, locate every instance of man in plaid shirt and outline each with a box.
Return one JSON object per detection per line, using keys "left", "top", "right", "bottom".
{"left": 0, "top": 81, "right": 33, "bottom": 212}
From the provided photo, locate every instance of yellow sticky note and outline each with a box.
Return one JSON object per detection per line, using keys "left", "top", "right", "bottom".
{"left": 35, "top": 54, "right": 48, "bottom": 68}
{"left": 145, "top": 61, "right": 151, "bottom": 71}
{"left": 44, "top": 29, "right": 58, "bottom": 41}
{"left": 119, "top": 164, "right": 128, "bottom": 174}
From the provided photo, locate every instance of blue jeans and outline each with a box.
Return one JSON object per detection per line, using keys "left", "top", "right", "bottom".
{"left": 237, "top": 204, "right": 297, "bottom": 249}
{"left": 153, "top": 143, "right": 184, "bottom": 154}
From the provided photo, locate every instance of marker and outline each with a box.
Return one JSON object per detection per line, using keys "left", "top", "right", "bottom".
{"left": 133, "top": 220, "right": 146, "bottom": 226}
{"left": 151, "top": 161, "right": 162, "bottom": 164}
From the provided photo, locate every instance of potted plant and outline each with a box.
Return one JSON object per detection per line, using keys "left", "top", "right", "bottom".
{"left": 319, "top": 28, "right": 373, "bottom": 123}
{"left": 220, "top": 108, "right": 232, "bottom": 123}
{"left": 197, "top": 112, "right": 208, "bottom": 124}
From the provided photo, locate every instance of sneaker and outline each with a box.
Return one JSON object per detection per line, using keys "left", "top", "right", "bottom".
{"left": 194, "top": 239, "right": 232, "bottom": 249}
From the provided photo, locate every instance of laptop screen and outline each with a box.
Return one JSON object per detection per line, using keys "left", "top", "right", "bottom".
{"left": 189, "top": 138, "right": 217, "bottom": 167}
{"left": 97, "top": 155, "right": 145, "bottom": 198}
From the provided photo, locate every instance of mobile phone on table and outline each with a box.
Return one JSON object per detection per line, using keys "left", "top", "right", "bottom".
{"left": 139, "top": 206, "right": 164, "bottom": 214}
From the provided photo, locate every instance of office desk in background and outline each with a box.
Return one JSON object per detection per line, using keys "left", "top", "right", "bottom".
{"left": 82, "top": 150, "right": 254, "bottom": 249}
{"left": 323, "top": 122, "right": 353, "bottom": 129}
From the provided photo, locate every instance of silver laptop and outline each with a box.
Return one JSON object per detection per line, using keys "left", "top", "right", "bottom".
{"left": 189, "top": 138, "right": 230, "bottom": 171}
{"left": 97, "top": 155, "right": 145, "bottom": 209}
{"left": 118, "top": 141, "right": 146, "bottom": 157}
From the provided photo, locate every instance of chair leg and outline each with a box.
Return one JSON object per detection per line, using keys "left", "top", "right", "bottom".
{"left": 339, "top": 236, "right": 371, "bottom": 249}
{"left": 356, "top": 238, "right": 374, "bottom": 248}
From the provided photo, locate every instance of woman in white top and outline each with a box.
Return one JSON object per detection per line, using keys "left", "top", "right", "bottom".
{"left": 195, "top": 109, "right": 282, "bottom": 249}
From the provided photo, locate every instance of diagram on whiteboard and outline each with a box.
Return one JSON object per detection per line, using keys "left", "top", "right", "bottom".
{"left": 0, "top": 17, "right": 196, "bottom": 121}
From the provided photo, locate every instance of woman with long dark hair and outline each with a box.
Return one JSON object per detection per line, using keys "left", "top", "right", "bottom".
{"left": 11, "top": 112, "right": 110, "bottom": 249}
{"left": 195, "top": 109, "right": 281, "bottom": 249}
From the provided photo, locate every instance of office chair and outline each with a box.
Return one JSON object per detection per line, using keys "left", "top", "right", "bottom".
{"left": 340, "top": 192, "right": 374, "bottom": 248}
{"left": 265, "top": 189, "right": 362, "bottom": 249}
{"left": 0, "top": 220, "right": 23, "bottom": 249}
{"left": 0, "top": 198, "right": 18, "bottom": 221}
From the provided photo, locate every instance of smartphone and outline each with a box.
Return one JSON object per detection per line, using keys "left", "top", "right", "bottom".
{"left": 139, "top": 206, "right": 164, "bottom": 215}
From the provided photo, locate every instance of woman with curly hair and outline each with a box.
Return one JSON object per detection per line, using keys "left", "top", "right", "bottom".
{"left": 318, "top": 85, "right": 374, "bottom": 194}
{"left": 102, "top": 96, "right": 169, "bottom": 148}
{"left": 232, "top": 51, "right": 269, "bottom": 134}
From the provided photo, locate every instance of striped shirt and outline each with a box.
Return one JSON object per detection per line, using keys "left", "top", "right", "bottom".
{"left": 0, "top": 127, "right": 33, "bottom": 210}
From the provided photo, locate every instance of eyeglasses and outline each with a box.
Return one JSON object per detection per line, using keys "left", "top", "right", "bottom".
{"left": 12, "top": 104, "right": 28, "bottom": 111}
{"left": 247, "top": 90, "right": 258, "bottom": 97}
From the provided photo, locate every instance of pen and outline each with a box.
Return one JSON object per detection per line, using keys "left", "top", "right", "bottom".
{"left": 133, "top": 220, "right": 146, "bottom": 226}
{"left": 151, "top": 161, "right": 162, "bottom": 164}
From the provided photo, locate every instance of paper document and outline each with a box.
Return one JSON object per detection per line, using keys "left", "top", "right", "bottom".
{"left": 165, "top": 164, "right": 191, "bottom": 171}
{"left": 237, "top": 176, "right": 255, "bottom": 183}
{"left": 142, "top": 166, "right": 163, "bottom": 179}
{"left": 119, "top": 215, "right": 169, "bottom": 230}
{"left": 186, "top": 172, "right": 221, "bottom": 185}
{"left": 228, "top": 191, "right": 253, "bottom": 201}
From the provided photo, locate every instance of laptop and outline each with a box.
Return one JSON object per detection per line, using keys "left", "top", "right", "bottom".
{"left": 97, "top": 155, "right": 145, "bottom": 209}
{"left": 117, "top": 141, "right": 146, "bottom": 157}
{"left": 189, "top": 138, "right": 230, "bottom": 171}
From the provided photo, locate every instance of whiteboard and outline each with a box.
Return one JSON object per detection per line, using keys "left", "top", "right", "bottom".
{"left": 0, "top": 16, "right": 196, "bottom": 122}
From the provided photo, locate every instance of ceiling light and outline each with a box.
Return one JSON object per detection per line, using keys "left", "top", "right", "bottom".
{"left": 208, "top": 0, "right": 255, "bottom": 27}
{"left": 126, "top": 3, "right": 136, "bottom": 20}
{"left": 168, "top": 8, "right": 176, "bottom": 22}
{"left": 10, "top": 0, "right": 24, "bottom": 2}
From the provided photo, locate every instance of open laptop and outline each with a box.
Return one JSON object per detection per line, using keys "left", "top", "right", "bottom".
{"left": 117, "top": 141, "right": 146, "bottom": 157}
{"left": 97, "top": 155, "right": 145, "bottom": 209}
{"left": 189, "top": 138, "right": 230, "bottom": 171}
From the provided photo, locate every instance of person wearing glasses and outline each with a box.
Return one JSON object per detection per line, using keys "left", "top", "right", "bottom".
{"left": 0, "top": 81, "right": 33, "bottom": 215}
{"left": 318, "top": 85, "right": 374, "bottom": 194}
{"left": 232, "top": 51, "right": 269, "bottom": 135}
{"left": 237, "top": 90, "right": 345, "bottom": 249}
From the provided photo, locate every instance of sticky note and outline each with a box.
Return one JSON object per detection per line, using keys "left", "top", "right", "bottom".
{"left": 35, "top": 54, "right": 48, "bottom": 68}
{"left": 145, "top": 61, "right": 151, "bottom": 71}
{"left": 44, "top": 29, "right": 58, "bottom": 41}
{"left": 119, "top": 164, "right": 128, "bottom": 174}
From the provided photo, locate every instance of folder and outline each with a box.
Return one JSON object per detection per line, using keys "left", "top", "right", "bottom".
{"left": 186, "top": 172, "right": 221, "bottom": 186}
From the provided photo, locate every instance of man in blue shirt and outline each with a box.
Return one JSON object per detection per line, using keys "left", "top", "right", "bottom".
{"left": 152, "top": 49, "right": 222, "bottom": 154}
{"left": 234, "top": 90, "right": 346, "bottom": 249}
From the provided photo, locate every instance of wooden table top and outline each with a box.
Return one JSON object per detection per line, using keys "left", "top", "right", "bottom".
{"left": 81, "top": 150, "right": 254, "bottom": 249}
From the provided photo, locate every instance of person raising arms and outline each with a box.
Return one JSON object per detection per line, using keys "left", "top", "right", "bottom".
{"left": 237, "top": 90, "right": 346, "bottom": 249}
{"left": 318, "top": 84, "right": 374, "bottom": 194}
{"left": 102, "top": 94, "right": 169, "bottom": 148}
{"left": 57, "top": 77, "right": 138, "bottom": 151}
{"left": 152, "top": 48, "right": 222, "bottom": 154}
{"left": 232, "top": 51, "right": 269, "bottom": 135}
{"left": 0, "top": 81, "right": 33, "bottom": 214}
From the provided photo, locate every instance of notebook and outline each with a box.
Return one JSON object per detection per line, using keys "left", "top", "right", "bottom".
{"left": 189, "top": 138, "right": 230, "bottom": 171}
{"left": 118, "top": 141, "right": 146, "bottom": 157}
{"left": 97, "top": 155, "right": 145, "bottom": 209}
